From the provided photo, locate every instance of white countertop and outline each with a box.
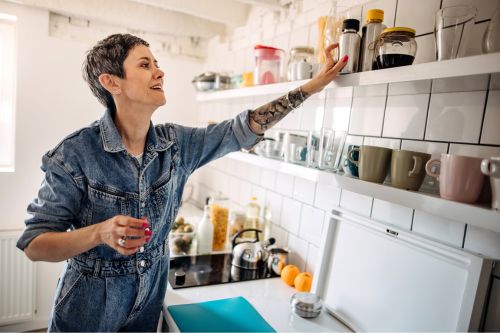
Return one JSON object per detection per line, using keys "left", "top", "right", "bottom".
{"left": 162, "top": 278, "right": 350, "bottom": 332}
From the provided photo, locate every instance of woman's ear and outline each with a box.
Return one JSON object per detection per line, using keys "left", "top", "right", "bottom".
{"left": 98, "top": 74, "right": 121, "bottom": 95}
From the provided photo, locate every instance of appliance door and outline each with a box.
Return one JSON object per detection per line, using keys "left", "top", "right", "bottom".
{"left": 312, "top": 208, "right": 494, "bottom": 332}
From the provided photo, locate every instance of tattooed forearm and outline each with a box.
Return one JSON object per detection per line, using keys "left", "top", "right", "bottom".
{"left": 248, "top": 87, "right": 310, "bottom": 133}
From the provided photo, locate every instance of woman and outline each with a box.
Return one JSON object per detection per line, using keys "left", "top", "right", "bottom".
{"left": 16, "top": 33, "right": 347, "bottom": 331}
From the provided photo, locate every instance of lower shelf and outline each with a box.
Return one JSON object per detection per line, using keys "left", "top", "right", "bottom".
{"left": 225, "top": 151, "right": 500, "bottom": 233}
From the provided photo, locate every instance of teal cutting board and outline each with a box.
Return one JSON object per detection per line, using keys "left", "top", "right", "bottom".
{"left": 167, "top": 296, "right": 276, "bottom": 332}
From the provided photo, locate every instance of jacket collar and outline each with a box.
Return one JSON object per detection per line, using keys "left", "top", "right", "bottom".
{"left": 99, "top": 109, "right": 172, "bottom": 153}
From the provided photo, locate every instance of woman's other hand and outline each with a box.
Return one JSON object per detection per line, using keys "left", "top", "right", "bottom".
{"left": 97, "top": 215, "right": 151, "bottom": 255}
{"left": 301, "top": 43, "right": 348, "bottom": 95}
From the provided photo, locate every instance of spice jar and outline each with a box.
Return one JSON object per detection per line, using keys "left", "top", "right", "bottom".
{"left": 374, "top": 27, "right": 417, "bottom": 69}
{"left": 209, "top": 194, "right": 230, "bottom": 251}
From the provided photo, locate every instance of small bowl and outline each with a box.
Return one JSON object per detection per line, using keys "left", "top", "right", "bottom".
{"left": 290, "top": 292, "right": 323, "bottom": 319}
{"left": 169, "top": 222, "right": 196, "bottom": 256}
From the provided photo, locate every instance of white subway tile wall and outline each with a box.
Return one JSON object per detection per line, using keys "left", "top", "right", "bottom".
{"left": 382, "top": 94, "right": 429, "bottom": 139}
{"left": 412, "top": 210, "right": 466, "bottom": 247}
{"left": 371, "top": 199, "right": 413, "bottom": 230}
{"left": 395, "top": 0, "right": 441, "bottom": 35}
{"left": 193, "top": 0, "right": 500, "bottom": 276}
{"left": 339, "top": 189, "right": 373, "bottom": 217}
{"left": 481, "top": 91, "right": 500, "bottom": 145}
{"left": 293, "top": 177, "right": 317, "bottom": 205}
{"left": 280, "top": 197, "right": 302, "bottom": 234}
{"left": 425, "top": 91, "right": 486, "bottom": 143}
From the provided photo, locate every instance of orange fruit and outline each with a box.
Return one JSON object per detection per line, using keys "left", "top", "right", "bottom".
{"left": 294, "top": 272, "right": 313, "bottom": 292}
{"left": 281, "top": 265, "right": 300, "bottom": 286}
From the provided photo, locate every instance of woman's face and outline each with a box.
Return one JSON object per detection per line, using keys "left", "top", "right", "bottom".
{"left": 117, "top": 45, "right": 166, "bottom": 110}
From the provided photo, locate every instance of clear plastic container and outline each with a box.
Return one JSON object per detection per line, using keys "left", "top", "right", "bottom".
{"left": 374, "top": 27, "right": 417, "bottom": 69}
{"left": 254, "top": 45, "right": 285, "bottom": 85}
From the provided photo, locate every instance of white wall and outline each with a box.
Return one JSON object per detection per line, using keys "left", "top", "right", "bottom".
{"left": 193, "top": 1, "right": 500, "bottom": 328}
{"left": 0, "top": 0, "right": 201, "bottom": 328}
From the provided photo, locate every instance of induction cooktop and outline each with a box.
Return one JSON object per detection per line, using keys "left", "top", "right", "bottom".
{"left": 168, "top": 253, "right": 274, "bottom": 289}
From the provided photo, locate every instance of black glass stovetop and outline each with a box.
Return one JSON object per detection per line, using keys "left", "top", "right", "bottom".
{"left": 168, "top": 253, "right": 274, "bottom": 289}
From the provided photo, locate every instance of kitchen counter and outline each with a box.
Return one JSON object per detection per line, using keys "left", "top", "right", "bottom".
{"left": 162, "top": 278, "right": 350, "bottom": 332}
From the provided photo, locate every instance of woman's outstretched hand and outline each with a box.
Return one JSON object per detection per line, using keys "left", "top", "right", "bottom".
{"left": 97, "top": 215, "right": 151, "bottom": 255}
{"left": 301, "top": 43, "right": 348, "bottom": 95}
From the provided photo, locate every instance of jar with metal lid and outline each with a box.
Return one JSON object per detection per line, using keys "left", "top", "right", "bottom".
{"left": 374, "top": 27, "right": 417, "bottom": 69}
{"left": 288, "top": 46, "right": 316, "bottom": 81}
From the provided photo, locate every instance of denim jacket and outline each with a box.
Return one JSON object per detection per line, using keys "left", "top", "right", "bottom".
{"left": 17, "top": 109, "right": 262, "bottom": 261}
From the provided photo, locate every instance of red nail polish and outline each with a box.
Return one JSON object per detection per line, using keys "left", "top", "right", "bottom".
{"left": 342, "top": 55, "right": 349, "bottom": 62}
{"left": 145, "top": 237, "right": 151, "bottom": 242}
{"left": 145, "top": 230, "right": 152, "bottom": 236}
{"left": 142, "top": 222, "right": 150, "bottom": 228}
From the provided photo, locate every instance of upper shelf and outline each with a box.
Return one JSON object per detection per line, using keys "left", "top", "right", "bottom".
{"left": 196, "top": 53, "right": 500, "bottom": 101}
{"left": 226, "top": 151, "right": 500, "bottom": 234}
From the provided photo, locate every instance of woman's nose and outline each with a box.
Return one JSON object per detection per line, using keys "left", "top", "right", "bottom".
{"left": 155, "top": 67, "right": 164, "bottom": 79}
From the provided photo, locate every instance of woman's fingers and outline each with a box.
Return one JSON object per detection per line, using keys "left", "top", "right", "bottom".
{"left": 115, "top": 216, "right": 149, "bottom": 228}
{"left": 327, "top": 54, "right": 349, "bottom": 76}
{"left": 324, "top": 43, "right": 339, "bottom": 67}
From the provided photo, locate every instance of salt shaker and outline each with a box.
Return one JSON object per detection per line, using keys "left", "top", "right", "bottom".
{"left": 338, "top": 19, "right": 361, "bottom": 74}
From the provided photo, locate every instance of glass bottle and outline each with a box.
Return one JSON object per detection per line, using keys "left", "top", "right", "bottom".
{"left": 196, "top": 205, "right": 213, "bottom": 254}
{"left": 359, "top": 9, "right": 385, "bottom": 71}
{"left": 243, "top": 197, "right": 261, "bottom": 239}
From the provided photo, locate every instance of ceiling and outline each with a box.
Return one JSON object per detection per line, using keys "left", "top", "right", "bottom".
{"left": 7, "top": 0, "right": 289, "bottom": 39}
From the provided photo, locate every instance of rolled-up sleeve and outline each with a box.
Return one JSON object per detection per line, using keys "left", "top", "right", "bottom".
{"left": 173, "top": 110, "right": 263, "bottom": 174}
{"left": 16, "top": 154, "right": 83, "bottom": 251}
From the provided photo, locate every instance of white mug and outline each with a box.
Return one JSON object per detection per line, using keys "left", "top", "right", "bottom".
{"left": 481, "top": 156, "right": 500, "bottom": 210}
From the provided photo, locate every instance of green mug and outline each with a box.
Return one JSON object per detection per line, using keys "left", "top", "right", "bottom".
{"left": 348, "top": 145, "right": 392, "bottom": 183}
{"left": 391, "top": 149, "right": 431, "bottom": 191}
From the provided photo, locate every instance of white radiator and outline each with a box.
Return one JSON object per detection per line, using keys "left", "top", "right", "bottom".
{"left": 0, "top": 231, "right": 34, "bottom": 325}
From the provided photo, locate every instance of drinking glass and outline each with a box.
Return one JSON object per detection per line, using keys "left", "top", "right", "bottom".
{"left": 318, "top": 129, "right": 347, "bottom": 171}
{"left": 435, "top": 6, "right": 476, "bottom": 60}
{"left": 306, "top": 130, "right": 321, "bottom": 168}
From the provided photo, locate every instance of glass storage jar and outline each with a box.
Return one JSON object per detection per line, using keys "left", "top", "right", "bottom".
{"left": 287, "top": 46, "right": 315, "bottom": 81}
{"left": 209, "top": 194, "right": 230, "bottom": 251}
{"left": 374, "top": 27, "right": 417, "bottom": 69}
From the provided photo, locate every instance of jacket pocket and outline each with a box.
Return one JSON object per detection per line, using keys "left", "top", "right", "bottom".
{"left": 86, "top": 185, "right": 130, "bottom": 225}
{"left": 54, "top": 267, "right": 84, "bottom": 311}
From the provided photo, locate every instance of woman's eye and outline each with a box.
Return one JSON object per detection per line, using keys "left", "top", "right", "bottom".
{"left": 141, "top": 63, "right": 149, "bottom": 68}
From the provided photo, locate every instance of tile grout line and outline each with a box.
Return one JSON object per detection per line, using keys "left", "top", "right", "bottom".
{"left": 477, "top": 74, "right": 492, "bottom": 144}
{"left": 422, "top": 79, "right": 433, "bottom": 141}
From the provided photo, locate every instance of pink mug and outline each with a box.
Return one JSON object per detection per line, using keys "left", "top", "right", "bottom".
{"left": 425, "top": 154, "right": 484, "bottom": 203}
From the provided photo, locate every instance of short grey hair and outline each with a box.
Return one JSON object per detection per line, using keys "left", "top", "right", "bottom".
{"left": 82, "top": 33, "right": 149, "bottom": 112}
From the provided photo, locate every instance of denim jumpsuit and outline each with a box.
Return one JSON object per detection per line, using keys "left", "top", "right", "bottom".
{"left": 16, "top": 109, "right": 262, "bottom": 332}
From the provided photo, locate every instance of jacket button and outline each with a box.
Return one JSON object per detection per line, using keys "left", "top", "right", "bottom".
{"left": 140, "top": 260, "right": 146, "bottom": 267}
{"left": 141, "top": 202, "right": 146, "bottom": 208}
{"left": 139, "top": 246, "right": 145, "bottom": 253}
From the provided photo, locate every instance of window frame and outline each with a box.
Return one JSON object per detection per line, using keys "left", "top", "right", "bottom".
{"left": 0, "top": 12, "right": 17, "bottom": 172}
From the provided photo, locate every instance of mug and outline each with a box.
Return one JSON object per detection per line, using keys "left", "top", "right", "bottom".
{"left": 348, "top": 145, "right": 392, "bottom": 183}
{"left": 425, "top": 154, "right": 484, "bottom": 203}
{"left": 391, "top": 149, "right": 431, "bottom": 191}
{"left": 343, "top": 145, "right": 359, "bottom": 177}
{"left": 481, "top": 157, "right": 500, "bottom": 210}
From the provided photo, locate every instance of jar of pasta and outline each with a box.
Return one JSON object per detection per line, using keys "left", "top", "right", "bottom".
{"left": 209, "top": 194, "right": 230, "bottom": 251}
